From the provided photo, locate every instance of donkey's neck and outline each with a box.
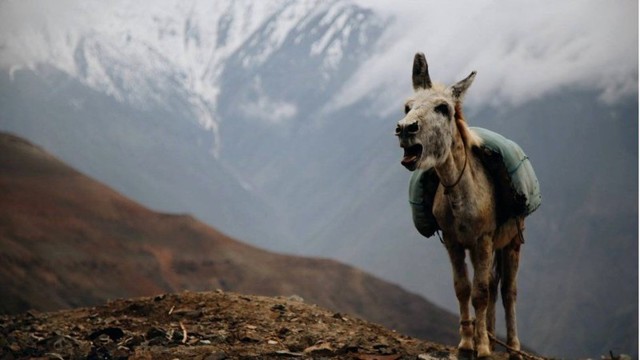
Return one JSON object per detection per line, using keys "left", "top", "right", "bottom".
{"left": 435, "top": 133, "right": 474, "bottom": 212}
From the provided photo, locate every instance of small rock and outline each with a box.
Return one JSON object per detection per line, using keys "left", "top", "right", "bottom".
{"left": 270, "top": 350, "right": 303, "bottom": 357}
{"left": 287, "top": 295, "right": 304, "bottom": 302}
{"left": 238, "top": 330, "right": 262, "bottom": 343}
{"left": 340, "top": 343, "right": 360, "bottom": 353}
{"left": 277, "top": 327, "right": 290, "bottom": 338}
{"left": 123, "top": 334, "right": 145, "bottom": 348}
{"left": 303, "top": 342, "right": 334, "bottom": 356}
{"left": 172, "top": 309, "right": 203, "bottom": 319}
{"left": 88, "top": 327, "right": 125, "bottom": 341}
{"left": 145, "top": 327, "right": 166, "bottom": 339}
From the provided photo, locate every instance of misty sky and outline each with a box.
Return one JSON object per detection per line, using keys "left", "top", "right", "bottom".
{"left": 346, "top": 0, "right": 638, "bottom": 112}
{"left": 1, "top": 0, "right": 637, "bottom": 112}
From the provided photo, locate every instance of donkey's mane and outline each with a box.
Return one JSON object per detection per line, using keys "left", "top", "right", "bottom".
{"left": 454, "top": 102, "right": 481, "bottom": 149}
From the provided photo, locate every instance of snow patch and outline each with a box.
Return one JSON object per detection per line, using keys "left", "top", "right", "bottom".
{"left": 243, "top": 96, "right": 298, "bottom": 125}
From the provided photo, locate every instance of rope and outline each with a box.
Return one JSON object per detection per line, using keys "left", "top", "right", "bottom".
{"left": 488, "top": 332, "right": 546, "bottom": 360}
{"left": 442, "top": 128, "right": 469, "bottom": 195}
{"left": 442, "top": 147, "right": 468, "bottom": 195}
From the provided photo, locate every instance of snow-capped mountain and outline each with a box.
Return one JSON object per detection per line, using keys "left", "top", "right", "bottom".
{"left": 0, "top": 1, "right": 636, "bottom": 358}
{"left": 1, "top": 0, "right": 382, "bottom": 158}
{"left": 0, "top": 0, "right": 385, "bottom": 251}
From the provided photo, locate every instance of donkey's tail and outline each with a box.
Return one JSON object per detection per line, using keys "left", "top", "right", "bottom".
{"left": 492, "top": 248, "right": 504, "bottom": 295}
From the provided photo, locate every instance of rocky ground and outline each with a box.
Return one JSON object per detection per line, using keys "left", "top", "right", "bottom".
{"left": 0, "top": 290, "right": 526, "bottom": 360}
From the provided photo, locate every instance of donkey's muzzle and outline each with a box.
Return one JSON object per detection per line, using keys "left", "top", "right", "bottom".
{"left": 395, "top": 122, "right": 420, "bottom": 138}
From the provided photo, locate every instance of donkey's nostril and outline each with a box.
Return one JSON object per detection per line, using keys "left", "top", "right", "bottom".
{"left": 407, "top": 122, "right": 419, "bottom": 134}
{"left": 395, "top": 124, "right": 402, "bottom": 136}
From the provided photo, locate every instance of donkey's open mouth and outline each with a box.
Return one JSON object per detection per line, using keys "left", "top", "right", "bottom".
{"left": 401, "top": 143, "right": 423, "bottom": 171}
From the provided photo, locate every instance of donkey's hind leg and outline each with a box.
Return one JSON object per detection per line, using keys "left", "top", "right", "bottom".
{"left": 487, "top": 250, "right": 501, "bottom": 350}
{"left": 501, "top": 234, "right": 523, "bottom": 359}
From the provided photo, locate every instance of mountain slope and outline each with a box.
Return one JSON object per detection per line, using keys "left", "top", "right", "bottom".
{"left": 0, "top": 132, "right": 458, "bottom": 345}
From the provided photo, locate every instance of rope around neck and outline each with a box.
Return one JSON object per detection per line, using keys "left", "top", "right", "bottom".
{"left": 442, "top": 146, "right": 468, "bottom": 195}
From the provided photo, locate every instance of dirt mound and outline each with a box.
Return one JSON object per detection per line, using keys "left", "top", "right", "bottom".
{"left": 0, "top": 290, "right": 476, "bottom": 359}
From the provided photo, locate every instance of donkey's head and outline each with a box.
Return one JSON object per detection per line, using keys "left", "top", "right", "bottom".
{"left": 396, "top": 52, "right": 476, "bottom": 171}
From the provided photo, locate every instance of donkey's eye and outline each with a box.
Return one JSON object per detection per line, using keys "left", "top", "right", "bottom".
{"left": 404, "top": 104, "right": 411, "bottom": 114}
{"left": 434, "top": 103, "right": 450, "bottom": 117}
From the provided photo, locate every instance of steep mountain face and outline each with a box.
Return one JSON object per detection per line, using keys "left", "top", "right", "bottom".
{"left": 0, "top": 67, "right": 293, "bottom": 251}
{"left": 0, "top": 1, "right": 636, "bottom": 358}
{"left": 0, "top": 132, "right": 459, "bottom": 344}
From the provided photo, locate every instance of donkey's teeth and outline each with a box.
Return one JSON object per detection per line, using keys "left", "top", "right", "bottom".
{"left": 401, "top": 156, "right": 418, "bottom": 168}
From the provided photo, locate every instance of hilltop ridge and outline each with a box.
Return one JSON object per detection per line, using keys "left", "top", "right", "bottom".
{"left": 1, "top": 290, "right": 518, "bottom": 359}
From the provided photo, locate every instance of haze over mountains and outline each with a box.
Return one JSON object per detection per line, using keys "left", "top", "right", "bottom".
{"left": 0, "top": 131, "right": 460, "bottom": 345}
{"left": 0, "top": 0, "right": 637, "bottom": 357}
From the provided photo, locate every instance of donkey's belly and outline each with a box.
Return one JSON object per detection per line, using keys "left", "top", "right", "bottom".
{"left": 493, "top": 217, "right": 524, "bottom": 249}
{"left": 433, "top": 193, "right": 494, "bottom": 245}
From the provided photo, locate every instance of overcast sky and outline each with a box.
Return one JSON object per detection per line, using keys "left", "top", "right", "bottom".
{"left": 346, "top": 0, "right": 638, "bottom": 111}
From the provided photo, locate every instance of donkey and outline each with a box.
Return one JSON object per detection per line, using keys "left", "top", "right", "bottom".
{"left": 396, "top": 53, "right": 525, "bottom": 359}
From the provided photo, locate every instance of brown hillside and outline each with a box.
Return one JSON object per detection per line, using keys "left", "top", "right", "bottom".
{"left": 0, "top": 132, "right": 457, "bottom": 345}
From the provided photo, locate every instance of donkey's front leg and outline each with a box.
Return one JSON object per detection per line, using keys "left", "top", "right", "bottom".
{"left": 471, "top": 235, "right": 494, "bottom": 358}
{"left": 445, "top": 240, "right": 474, "bottom": 353}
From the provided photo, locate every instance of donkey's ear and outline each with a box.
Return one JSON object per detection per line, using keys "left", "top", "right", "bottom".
{"left": 450, "top": 71, "right": 477, "bottom": 100}
{"left": 412, "top": 52, "right": 432, "bottom": 90}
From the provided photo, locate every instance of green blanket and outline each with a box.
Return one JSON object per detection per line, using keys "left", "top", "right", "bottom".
{"left": 409, "top": 127, "right": 541, "bottom": 238}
